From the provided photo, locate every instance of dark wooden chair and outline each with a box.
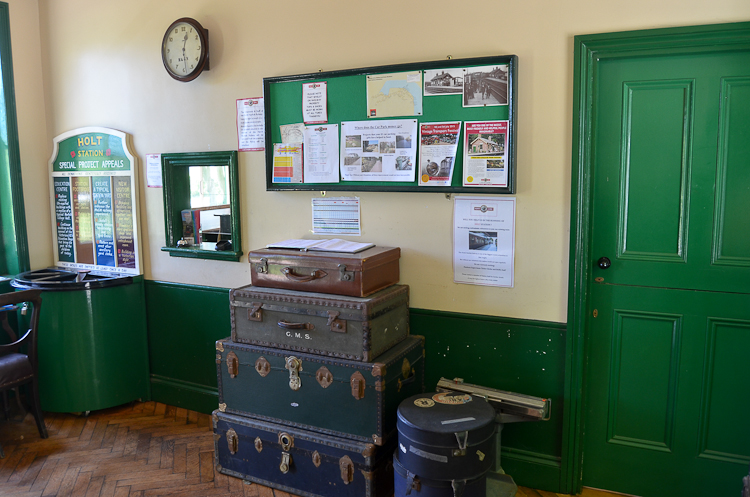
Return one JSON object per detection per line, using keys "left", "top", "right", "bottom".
{"left": 0, "top": 289, "right": 48, "bottom": 457}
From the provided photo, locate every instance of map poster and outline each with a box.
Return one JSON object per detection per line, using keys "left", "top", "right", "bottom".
{"left": 340, "top": 119, "right": 418, "bottom": 182}
{"left": 463, "top": 121, "right": 509, "bottom": 187}
{"left": 366, "top": 71, "right": 422, "bottom": 118}
{"left": 453, "top": 196, "right": 515, "bottom": 288}
{"left": 48, "top": 127, "right": 142, "bottom": 275}
{"left": 419, "top": 121, "right": 462, "bottom": 187}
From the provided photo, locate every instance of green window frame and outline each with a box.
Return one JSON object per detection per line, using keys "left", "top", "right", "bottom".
{"left": 0, "top": 1, "right": 29, "bottom": 277}
{"left": 160, "top": 150, "right": 242, "bottom": 262}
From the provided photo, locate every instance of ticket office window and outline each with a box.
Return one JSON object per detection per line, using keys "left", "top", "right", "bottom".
{"left": 160, "top": 151, "right": 242, "bottom": 261}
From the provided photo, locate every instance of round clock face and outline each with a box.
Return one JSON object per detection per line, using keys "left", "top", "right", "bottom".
{"left": 161, "top": 19, "right": 208, "bottom": 82}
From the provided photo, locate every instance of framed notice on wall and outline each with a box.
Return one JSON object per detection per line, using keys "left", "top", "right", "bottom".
{"left": 48, "top": 127, "right": 142, "bottom": 275}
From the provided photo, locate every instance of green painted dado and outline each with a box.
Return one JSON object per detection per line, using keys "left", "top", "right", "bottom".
{"left": 35, "top": 277, "right": 150, "bottom": 412}
{"left": 145, "top": 280, "right": 231, "bottom": 413}
{"left": 411, "top": 309, "right": 565, "bottom": 492}
{"left": 145, "top": 280, "right": 566, "bottom": 492}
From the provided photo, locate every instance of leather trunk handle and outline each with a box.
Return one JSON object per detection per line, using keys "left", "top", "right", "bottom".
{"left": 281, "top": 267, "right": 327, "bottom": 282}
{"left": 278, "top": 320, "right": 314, "bottom": 330}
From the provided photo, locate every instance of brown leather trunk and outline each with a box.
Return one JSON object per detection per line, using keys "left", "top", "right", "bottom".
{"left": 248, "top": 246, "right": 400, "bottom": 297}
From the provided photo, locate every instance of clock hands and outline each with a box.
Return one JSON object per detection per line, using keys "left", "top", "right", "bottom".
{"left": 182, "top": 33, "right": 188, "bottom": 73}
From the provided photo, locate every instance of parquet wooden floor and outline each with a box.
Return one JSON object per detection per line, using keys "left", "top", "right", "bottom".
{"left": 0, "top": 401, "right": 620, "bottom": 497}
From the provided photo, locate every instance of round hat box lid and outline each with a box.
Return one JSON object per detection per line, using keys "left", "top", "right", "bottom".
{"left": 397, "top": 392, "right": 496, "bottom": 446}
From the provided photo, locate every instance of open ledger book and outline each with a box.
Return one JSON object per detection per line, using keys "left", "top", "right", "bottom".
{"left": 266, "top": 238, "right": 375, "bottom": 254}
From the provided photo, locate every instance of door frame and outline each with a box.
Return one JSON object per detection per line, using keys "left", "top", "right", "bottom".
{"left": 564, "top": 21, "right": 750, "bottom": 494}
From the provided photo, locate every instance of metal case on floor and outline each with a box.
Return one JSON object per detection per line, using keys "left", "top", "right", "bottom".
{"left": 230, "top": 284, "right": 409, "bottom": 362}
{"left": 213, "top": 410, "right": 395, "bottom": 497}
{"left": 216, "top": 335, "right": 425, "bottom": 445}
{"left": 248, "top": 246, "right": 400, "bottom": 298}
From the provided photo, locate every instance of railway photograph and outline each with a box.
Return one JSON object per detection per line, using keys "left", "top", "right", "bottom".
{"left": 469, "top": 231, "right": 498, "bottom": 251}
{"left": 463, "top": 65, "right": 509, "bottom": 107}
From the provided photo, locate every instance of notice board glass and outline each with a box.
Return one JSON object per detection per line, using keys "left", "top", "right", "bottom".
{"left": 263, "top": 55, "right": 517, "bottom": 194}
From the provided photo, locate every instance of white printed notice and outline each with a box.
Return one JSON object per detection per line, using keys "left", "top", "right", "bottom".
{"left": 463, "top": 121, "right": 508, "bottom": 187}
{"left": 418, "top": 121, "right": 461, "bottom": 187}
{"left": 340, "top": 119, "right": 418, "bottom": 182}
{"left": 236, "top": 97, "right": 265, "bottom": 151}
{"left": 312, "top": 197, "right": 361, "bottom": 236}
{"left": 145, "top": 153, "right": 162, "bottom": 188}
{"left": 304, "top": 124, "right": 339, "bottom": 183}
{"left": 453, "top": 196, "right": 515, "bottom": 287}
{"left": 302, "top": 81, "right": 328, "bottom": 124}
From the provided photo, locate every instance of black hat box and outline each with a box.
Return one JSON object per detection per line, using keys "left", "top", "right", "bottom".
{"left": 396, "top": 392, "right": 497, "bottom": 481}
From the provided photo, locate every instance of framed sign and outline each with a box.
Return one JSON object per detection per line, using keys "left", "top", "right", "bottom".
{"left": 48, "top": 127, "right": 142, "bottom": 275}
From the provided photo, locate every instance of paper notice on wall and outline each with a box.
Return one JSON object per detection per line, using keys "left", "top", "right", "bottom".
{"left": 340, "top": 119, "right": 417, "bottom": 182}
{"left": 453, "top": 196, "right": 515, "bottom": 287}
{"left": 312, "top": 197, "right": 362, "bottom": 236}
{"left": 236, "top": 97, "right": 265, "bottom": 151}
{"left": 418, "top": 121, "right": 461, "bottom": 187}
{"left": 280, "top": 123, "right": 305, "bottom": 144}
{"left": 146, "top": 154, "right": 162, "bottom": 188}
{"left": 302, "top": 81, "right": 328, "bottom": 124}
{"left": 462, "top": 121, "right": 508, "bottom": 187}
{"left": 272, "top": 144, "right": 304, "bottom": 183}
{"left": 304, "top": 124, "right": 339, "bottom": 183}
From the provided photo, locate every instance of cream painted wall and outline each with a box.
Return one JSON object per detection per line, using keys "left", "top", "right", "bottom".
{"left": 11, "top": 0, "right": 749, "bottom": 322}
{"left": 6, "top": 0, "right": 50, "bottom": 269}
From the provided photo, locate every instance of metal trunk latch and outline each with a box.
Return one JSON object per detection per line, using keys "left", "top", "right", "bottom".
{"left": 280, "top": 452, "right": 292, "bottom": 474}
{"left": 226, "top": 428, "right": 238, "bottom": 455}
{"left": 453, "top": 431, "right": 468, "bottom": 457}
{"left": 247, "top": 303, "right": 263, "bottom": 322}
{"left": 312, "top": 450, "right": 321, "bottom": 467}
{"left": 255, "top": 357, "right": 271, "bottom": 377}
{"left": 350, "top": 371, "right": 366, "bottom": 400}
{"left": 254, "top": 437, "right": 263, "bottom": 453}
{"left": 255, "top": 258, "right": 268, "bottom": 274}
{"left": 327, "top": 311, "right": 347, "bottom": 333}
{"left": 285, "top": 356, "right": 302, "bottom": 391}
{"left": 338, "top": 264, "right": 354, "bottom": 282}
{"left": 339, "top": 455, "right": 354, "bottom": 484}
{"left": 227, "top": 351, "right": 239, "bottom": 379}
{"left": 316, "top": 366, "right": 333, "bottom": 388}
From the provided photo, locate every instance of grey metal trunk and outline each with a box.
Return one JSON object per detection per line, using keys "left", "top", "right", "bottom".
{"left": 230, "top": 284, "right": 409, "bottom": 362}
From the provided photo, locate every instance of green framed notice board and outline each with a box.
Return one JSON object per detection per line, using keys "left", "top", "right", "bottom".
{"left": 263, "top": 55, "right": 517, "bottom": 194}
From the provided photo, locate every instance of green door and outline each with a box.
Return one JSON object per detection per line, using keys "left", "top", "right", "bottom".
{"left": 582, "top": 34, "right": 750, "bottom": 496}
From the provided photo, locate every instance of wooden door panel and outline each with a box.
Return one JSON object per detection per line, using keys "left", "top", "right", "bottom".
{"left": 619, "top": 81, "right": 692, "bottom": 262}
{"left": 592, "top": 52, "right": 750, "bottom": 294}
{"left": 585, "top": 284, "right": 750, "bottom": 496}
{"left": 697, "top": 318, "right": 750, "bottom": 463}
{"left": 606, "top": 310, "right": 681, "bottom": 451}
{"left": 713, "top": 77, "right": 750, "bottom": 266}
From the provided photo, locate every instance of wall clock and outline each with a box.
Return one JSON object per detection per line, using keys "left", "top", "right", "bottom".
{"left": 161, "top": 17, "right": 209, "bottom": 82}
